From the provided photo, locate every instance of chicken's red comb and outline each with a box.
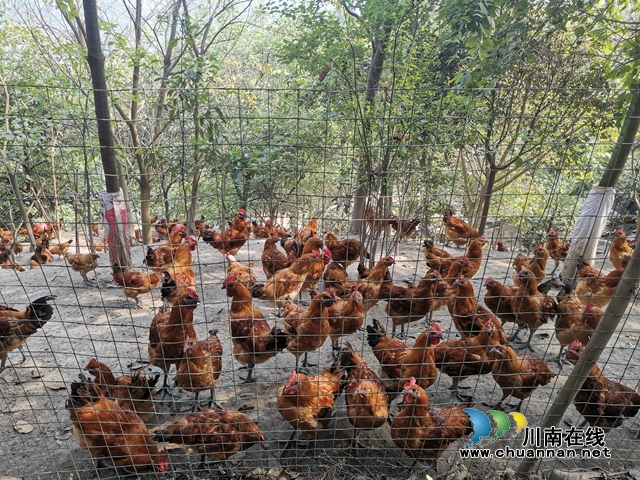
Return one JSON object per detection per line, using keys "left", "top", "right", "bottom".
{"left": 569, "top": 340, "right": 583, "bottom": 349}
{"left": 585, "top": 303, "right": 594, "bottom": 312}
{"left": 323, "top": 247, "right": 332, "bottom": 258}
{"left": 185, "top": 335, "right": 190, "bottom": 342}
{"left": 287, "top": 371, "right": 297, "bottom": 382}
{"left": 403, "top": 377, "right": 416, "bottom": 390}
{"left": 171, "top": 223, "right": 187, "bottom": 233}
{"left": 312, "top": 248, "right": 320, "bottom": 256}
{"left": 485, "top": 318, "right": 493, "bottom": 330}
{"left": 430, "top": 322, "right": 442, "bottom": 334}
{"left": 484, "top": 277, "right": 494, "bottom": 285}
{"left": 85, "top": 358, "right": 98, "bottom": 368}
{"left": 239, "top": 208, "right": 246, "bottom": 215}
{"left": 432, "top": 270, "right": 441, "bottom": 278}
{"left": 224, "top": 275, "right": 238, "bottom": 282}
{"left": 535, "top": 244, "right": 543, "bottom": 249}
{"left": 520, "top": 265, "right": 527, "bottom": 272}
{"left": 187, "top": 287, "right": 199, "bottom": 298}
{"left": 185, "top": 236, "right": 197, "bottom": 243}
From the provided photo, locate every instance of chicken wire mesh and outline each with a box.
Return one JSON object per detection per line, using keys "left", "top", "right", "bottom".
{"left": 0, "top": 84, "right": 639, "bottom": 480}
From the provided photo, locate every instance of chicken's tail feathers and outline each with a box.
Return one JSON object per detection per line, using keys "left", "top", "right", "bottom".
{"left": 338, "top": 341, "right": 358, "bottom": 368}
{"left": 67, "top": 380, "right": 102, "bottom": 409}
{"left": 27, "top": 296, "right": 56, "bottom": 326}
{"left": 267, "top": 325, "right": 289, "bottom": 351}
{"left": 251, "top": 284, "right": 264, "bottom": 299}
{"left": 152, "top": 430, "right": 169, "bottom": 443}
{"left": 366, "top": 319, "right": 386, "bottom": 348}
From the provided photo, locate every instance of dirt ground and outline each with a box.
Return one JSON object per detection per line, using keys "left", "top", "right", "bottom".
{"left": 0, "top": 227, "right": 639, "bottom": 480}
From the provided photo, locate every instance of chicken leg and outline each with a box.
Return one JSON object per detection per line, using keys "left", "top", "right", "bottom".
{"left": 155, "top": 373, "right": 173, "bottom": 400}
{"left": 240, "top": 366, "right": 255, "bottom": 383}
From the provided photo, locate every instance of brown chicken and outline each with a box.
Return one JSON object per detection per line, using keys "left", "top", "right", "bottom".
{"left": 610, "top": 227, "right": 633, "bottom": 270}
{"left": 366, "top": 320, "right": 443, "bottom": 399}
{"left": 512, "top": 244, "right": 548, "bottom": 283}
{"left": 251, "top": 253, "right": 319, "bottom": 307}
{"left": 91, "top": 223, "right": 100, "bottom": 237}
{"left": 94, "top": 236, "right": 107, "bottom": 252}
{"left": 566, "top": 340, "right": 640, "bottom": 431}
{"left": 430, "top": 257, "right": 471, "bottom": 313}
{"left": 506, "top": 266, "right": 557, "bottom": 348}
{"left": 326, "top": 288, "right": 364, "bottom": 350}
{"left": 176, "top": 331, "right": 223, "bottom": 411}
{"left": 65, "top": 252, "right": 100, "bottom": 286}
{"left": 426, "top": 236, "right": 487, "bottom": 279}
{"left": 323, "top": 232, "right": 369, "bottom": 267}
{"left": 483, "top": 277, "right": 519, "bottom": 329}
{"left": 283, "top": 290, "right": 337, "bottom": 370}
{"left": 546, "top": 228, "right": 570, "bottom": 273}
{"left": 223, "top": 277, "right": 287, "bottom": 383}
{"left": 29, "top": 242, "right": 54, "bottom": 269}
{"left": 194, "top": 215, "right": 206, "bottom": 236}
{"left": 434, "top": 318, "right": 501, "bottom": 402}
{"left": 226, "top": 253, "right": 256, "bottom": 289}
{"left": 153, "top": 408, "right": 264, "bottom": 464}
{"left": 49, "top": 239, "right": 73, "bottom": 259}
{"left": 391, "top": 377, "right": 471, "bottom": 466}
{"left": 341, "top": 256, "right": 395, "bottom": 314}
{"left": 383, "top": 271, "right": 444, "bottom": 337}
{"left": 112, "top": 269, "right": 160, "bottom": 308}
{"left": 340, "top": 342, "right": 389, "bottom": 447}
{"left": 261, "top": 236, "right": 288, "bottom": 279}
{"left": 300, "top": 247, "right": 332, "bottom": 293}
{"left": 496, "top": 240, "right": 509, "bottom": 252}
{"left": 295, "top": 216, "right": 318, "bottom": 245}
{"left": 0, "top": 296, "right": 55, "bottom": 374}
{"left": 201, "top": 209, "right": 249, "bottom": 256}
{"left": 322, "top": 260, "right": 349, "bottom": 294}
{"left": 65, "top": 380, "right": 168, "bottom": 473}
{"left": 144, "top": 226, "right": 188, "bottom": 271}
{"left": 300, "top": 235, "right": 324, "bottom": 256}
{"left": 442, "top": 209, "right": 479, "bottom": 247}
{"left": 487, "top": 345, "right": 556, "bottom": 411}
{"left": 553, "top": 279, "right": 602, "bottom": 364}
{"left": 251, "top": 219, "right": 273, "bottom": 238}
{"left": 574, "top": 259, "right": 624, "bottom": 308}
{"left": 154, "top": 218, "right": 169, "bottom": 239}
{"left": 448, "top": 277, "right": 508, "bottom": 343}
{"left": 2, "top": 256, "right": 25, "bottom": 271}
{"left": 84, "top": 358, "right": 158, "bottom": 422}
{"left": 422, "top": 239, "right": 453, "bottom": 263}
{"left": 12, "top": 241, "right": 24, "bottom": 257}
{"left": 277, "top": 356, "right": 345, "bottom": 452}
{"left": 148, "top": 288, "right": 199, "bottom": 398}
{"left": 390, "top": 216, "right": 420, "bottom": 240}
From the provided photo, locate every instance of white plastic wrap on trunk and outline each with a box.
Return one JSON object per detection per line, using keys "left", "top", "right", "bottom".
{"left": 99, "top": 188, "right": 132, "bottom": 269}
{"left": 561, "top": 185, "right": 616, "bottom": 281}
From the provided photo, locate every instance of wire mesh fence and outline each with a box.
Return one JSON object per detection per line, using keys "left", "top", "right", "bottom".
{"left": 0, "top": 85, "right": 639, "bottom": 479}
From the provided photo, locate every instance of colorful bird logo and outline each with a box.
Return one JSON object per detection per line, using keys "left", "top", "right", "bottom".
{"left": 464, "top": 408, "right": 527, "bottom": 447}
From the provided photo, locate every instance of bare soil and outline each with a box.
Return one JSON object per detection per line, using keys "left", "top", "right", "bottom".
{"left": 0, "top": 229, "right": 638, "bottom": 480}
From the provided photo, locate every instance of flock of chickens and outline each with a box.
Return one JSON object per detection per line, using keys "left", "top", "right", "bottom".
{"left": 1, "top": 208, "right": 639, "bottom": 476}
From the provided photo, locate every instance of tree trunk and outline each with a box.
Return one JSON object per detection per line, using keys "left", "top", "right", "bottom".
{"left": 477, "top": 164, "right": 497, "bottom": 236}
{"left": 83, "top": 0, "right": 131, "bottom": 270}
{"left": 348, "top": 24, "right": 392, "bottom": 235}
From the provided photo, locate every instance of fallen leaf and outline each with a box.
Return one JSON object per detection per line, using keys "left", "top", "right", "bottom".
{"left": 14, "top": 420, "right": 34, "bottom": 434}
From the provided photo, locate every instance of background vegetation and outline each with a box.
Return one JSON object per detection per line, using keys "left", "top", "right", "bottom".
{"left": 1, "top": 0, "right": 639, "bottom": 244}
